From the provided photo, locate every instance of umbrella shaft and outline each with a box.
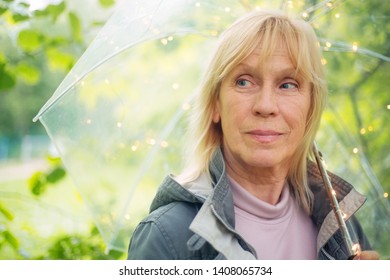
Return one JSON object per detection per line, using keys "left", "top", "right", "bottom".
{"left": 313, "top": 142, "right": 356, "bottom": 258}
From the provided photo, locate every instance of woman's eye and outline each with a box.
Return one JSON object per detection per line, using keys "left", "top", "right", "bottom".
{"left": 280, "top": 82, "right": 298, "bottom": 90}
{"left": 236, "top": 79, "right": 252, "bottom": 87}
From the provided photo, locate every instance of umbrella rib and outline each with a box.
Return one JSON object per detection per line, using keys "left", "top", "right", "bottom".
{"left": 319, "top": 39, "right": 390, "bottom": 62}
{"left": 306, "top": 0, "right": 345, "bottom": 23}
{"left": 33, "top": 28, "right": 212, "bottom": 123}
{"left": 326, "top": 104, "right": 390, "bottom": 213}
{"left": 33, "top": 36, "right": 152, "bottom": 123}
{"left": 33, "top": 0, "right": 166, "bottom": 122}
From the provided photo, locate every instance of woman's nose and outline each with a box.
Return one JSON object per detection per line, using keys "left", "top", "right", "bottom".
{"left": 251, "top": 85, "right": 279, "bottom": 117}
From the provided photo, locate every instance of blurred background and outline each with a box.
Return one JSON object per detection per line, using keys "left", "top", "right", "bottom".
{"left": 0, "top": 0, "right": 124, "bottom": 259}
{"left": 0, "top": 0, "right": 389, "bottom": 260}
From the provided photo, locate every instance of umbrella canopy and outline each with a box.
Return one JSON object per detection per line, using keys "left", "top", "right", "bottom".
{"left": 34, "top": 0, "right": 390, "bottom": 257}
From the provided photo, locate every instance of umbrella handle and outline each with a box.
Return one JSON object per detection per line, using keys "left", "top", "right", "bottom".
{"left": 312, "top": 141, "right": 360, "bottom": 259}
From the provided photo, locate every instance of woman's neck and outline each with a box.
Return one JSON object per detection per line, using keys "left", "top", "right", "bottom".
{"left": 225, "top": 161, "right": 288, "bottom": 205}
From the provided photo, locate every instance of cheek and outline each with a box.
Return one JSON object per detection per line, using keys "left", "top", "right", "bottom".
{"left": 296, "top": 107, "right": 309, "bottom": 129}
{"left": 282, "top": 100, "right": 310, "bottom": 134}
{"left": 220, "top": 100, "right": 249, "bottom": 129}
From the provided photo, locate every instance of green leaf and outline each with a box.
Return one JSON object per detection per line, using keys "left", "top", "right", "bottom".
{"left": 2, "top": 231, "right": 19, "bottom": 250}
{"left": 0, "top": 7, "right": 8, "bottom": 16}
{"left": 68, "top": 11, "right": 82, "bottom": 42}
{"left": 34, "top": 1, "right": 66, "bottom": 21}
{"left": 28, "top": 171, "right": 47, "bottom": 196}
{"left": 46, "top": 48, "right": 75, "bottom": 71}
{"left": 0, "top": 63, "right": 16, "bottom": 90}
{"left": 12, "top": 12, "right": 29, "bottom": 22}
{"left": 16, "top": 62, "right": 41, "bottom": 85}
{"left": 99, "top": 0, "right": 115, "bottom": 8}
{"left": 18, "top": 2, "right": 30, "bottom": 8}
{"left": 47, "top": 36, "right": 68, "bottom": 47}
{"left": 0, "top": 204, "right": 14, "bottom": 221}
{"left": 17, "top": 29, "right": 44, "bottom": 53}
{"left": 46, "top": 156, "right": 63, "bottom": 165}
{"left": 46, "top": 166, "right": 66, "bottom": 184}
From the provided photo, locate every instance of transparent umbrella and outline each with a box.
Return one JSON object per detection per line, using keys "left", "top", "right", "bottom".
{"left": 33, "top": 0, "right": 390, "bottom": 257}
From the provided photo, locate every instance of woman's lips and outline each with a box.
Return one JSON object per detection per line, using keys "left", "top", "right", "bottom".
{"left": 247, "top": 130, "right": 284, "bottom": 143}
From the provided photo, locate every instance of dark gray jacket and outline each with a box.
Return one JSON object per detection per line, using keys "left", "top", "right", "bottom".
{"left": 127, "top": 148, "right": 371, "bottom": 260}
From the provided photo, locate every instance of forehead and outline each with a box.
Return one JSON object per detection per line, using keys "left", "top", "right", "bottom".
{"left": 234, "top": 43, "right": 298, "bottom": 75}
{"left": 251, "top": 42, "right": 291, "bottom": 61}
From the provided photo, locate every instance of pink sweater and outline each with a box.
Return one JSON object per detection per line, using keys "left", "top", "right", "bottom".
{"left": 229, "top": 177, "right": 318, "bottom": 259}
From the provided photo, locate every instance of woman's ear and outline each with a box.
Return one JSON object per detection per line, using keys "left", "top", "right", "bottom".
{"left": 212, "top": 103, "right": 220, "bottom": 123}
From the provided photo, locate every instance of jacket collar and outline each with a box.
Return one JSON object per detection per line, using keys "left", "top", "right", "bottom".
{"left": 189, "top": 147, "right": 366, "bottom": 257}
{"left": 307, "top": 162, "right": 366, "bottom": 252}
{"left": 154, "top": 146, "right": 366, "bottom": 258}
{"left": 188, "top": 148, "right": 257, "bottom": 259}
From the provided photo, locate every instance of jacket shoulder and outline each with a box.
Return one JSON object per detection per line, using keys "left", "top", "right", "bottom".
{"left": 127, "top": 201, "right": 217, "bottom": 260}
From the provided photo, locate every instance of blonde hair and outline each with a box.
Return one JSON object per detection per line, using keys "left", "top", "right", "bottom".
{"left": 178, "top": 9, "right": 327, "bottom": 213}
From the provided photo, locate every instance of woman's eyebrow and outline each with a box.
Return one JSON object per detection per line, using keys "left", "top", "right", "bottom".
{"left": 234, "top": 63, "right": 299, "bottom": 77}
{"left": 230, "top": 62, "right": 256, "bottom": 74}
{"left": 278, "top": 67, "right": 299, "bottom": 78}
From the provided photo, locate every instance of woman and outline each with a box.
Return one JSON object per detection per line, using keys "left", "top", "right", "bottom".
{"left": 127, "top": 9, "right": 379, "bottom": 260}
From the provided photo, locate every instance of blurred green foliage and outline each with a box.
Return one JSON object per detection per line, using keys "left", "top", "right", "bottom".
{"left": 0, "top": 0, "right": 112, "bottom": 137}
{"left": 316, "top": 0, "right": 390, "bottom": 257}
{"left": 0, "top": 0, "right": 389, "bottom": 260}
{"left": 28, "top": 157, "right": 66, "bottom": 196}
{"left": 0, "top": 0, "right": 124, "bottom": 260}
{"left": 39, "top": 227, "right": 123, "bottom": 260}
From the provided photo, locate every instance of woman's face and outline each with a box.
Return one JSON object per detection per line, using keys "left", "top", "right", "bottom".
{"left": 214, "top": 44, "right": 311, "bottom": 174}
